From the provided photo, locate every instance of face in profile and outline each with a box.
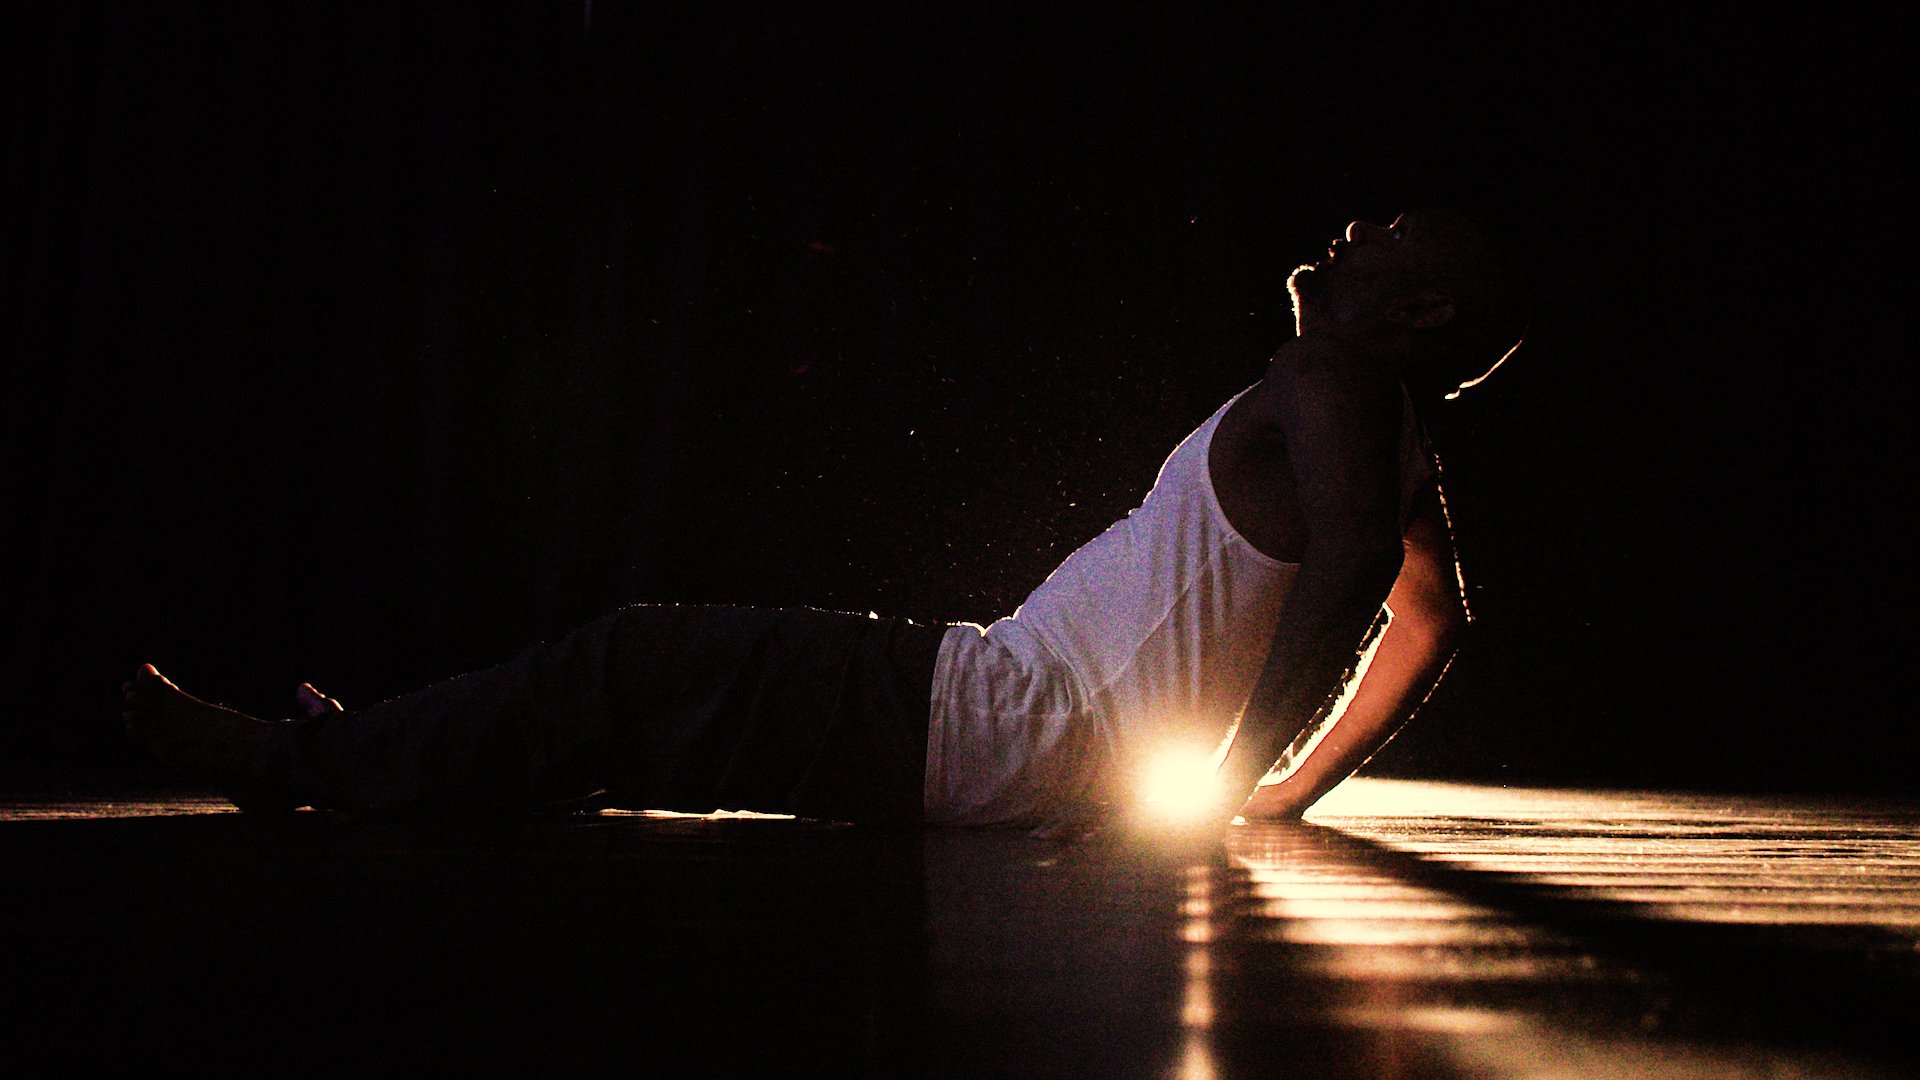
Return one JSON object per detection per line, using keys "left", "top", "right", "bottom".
{"left": 1287, "top": 210, "right": 1497, "bottom": 340}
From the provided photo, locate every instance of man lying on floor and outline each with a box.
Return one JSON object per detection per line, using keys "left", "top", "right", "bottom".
{"left": 123, "top": 209, "right": 1527, "bottom": 831}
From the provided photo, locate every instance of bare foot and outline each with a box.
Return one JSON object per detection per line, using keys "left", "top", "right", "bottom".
{"left": 296, "top": 682, "right": 344, "bottom": 718}
{"left": 121, "top": 664, "right": 297, "bottom": 813}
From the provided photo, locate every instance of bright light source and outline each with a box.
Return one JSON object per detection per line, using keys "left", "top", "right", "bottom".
{"left": 1139, "top": 744, "right": 1223, "bottom": 822}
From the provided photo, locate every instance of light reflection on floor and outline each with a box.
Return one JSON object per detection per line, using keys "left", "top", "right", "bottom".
{"left": 0, "top": 795, "right": 236, "bottom": 820}
{"left": 1214, "top": 778, "right": 1920, "bottom": 1078}
{"left": 1178, "top": 865, "right": 1219, "bottom": 1080}
{"left": 1310, "top": 779, "right": 1920, "bottom": 932}
{"left": 6, "top": 779, "right": 1918, "bottom": 1077}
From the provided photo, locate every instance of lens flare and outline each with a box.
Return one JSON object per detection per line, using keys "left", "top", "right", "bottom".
{"left": 1140, "top": 745, "right": 1224, "bottom": 822}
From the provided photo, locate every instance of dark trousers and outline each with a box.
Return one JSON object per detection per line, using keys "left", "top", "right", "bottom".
{"left": 283, "top": 605, "right": 948, "bottom": 824}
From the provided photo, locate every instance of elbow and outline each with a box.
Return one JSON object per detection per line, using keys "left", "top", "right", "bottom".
{"left": 1393, "top": 596, "right": 1466, "bottom": 653}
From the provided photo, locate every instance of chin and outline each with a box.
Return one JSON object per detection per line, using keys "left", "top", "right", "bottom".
{"left": 1285, "top": 265, "right": 1316, "bottom": 333}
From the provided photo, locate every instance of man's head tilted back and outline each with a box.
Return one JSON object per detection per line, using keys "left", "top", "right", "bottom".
{"left": 1288, "top": 209, "right": 1530, "bottom": 399}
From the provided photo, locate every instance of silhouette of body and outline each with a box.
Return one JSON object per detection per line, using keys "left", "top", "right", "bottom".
{"left": 125, "top": 210, "right": 1524, "bottom": 828}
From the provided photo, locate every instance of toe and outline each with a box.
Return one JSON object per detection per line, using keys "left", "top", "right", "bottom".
{"left": 297, "top": 682, "right": 344, "bottom": 716}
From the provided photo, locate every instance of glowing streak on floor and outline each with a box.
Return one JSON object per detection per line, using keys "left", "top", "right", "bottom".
{"left": 1177, "top": 864, "right": 1219, "bottom": 1080}
{"left": 1215, "top": 778, "right": 1920, "bottom": 1078}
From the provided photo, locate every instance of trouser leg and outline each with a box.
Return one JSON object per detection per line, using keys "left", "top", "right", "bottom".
{"left": 600, "top": 605, "right": 943, "bottom": 823}
{"left": 282, "top": 604, "right": 945, "bottom": 823}
{"left": 284, "top": 606, "right": 628, "bottom": 814}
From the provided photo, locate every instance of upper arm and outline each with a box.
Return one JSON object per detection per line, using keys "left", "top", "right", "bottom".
{"left": 1389, "top": 484, "right": 1468, "bottom": 637}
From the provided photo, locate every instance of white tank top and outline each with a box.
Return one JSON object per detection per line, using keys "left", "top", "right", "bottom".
{"left": 924, "top": 383, "right": 1432, "bottom": 827}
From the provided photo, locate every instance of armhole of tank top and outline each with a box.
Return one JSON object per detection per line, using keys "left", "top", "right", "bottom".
{"left": 1200, "top": 382, "right": 1302, "bottom": 571}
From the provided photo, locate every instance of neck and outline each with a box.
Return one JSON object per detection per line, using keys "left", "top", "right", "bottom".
{"left": 1277, "top": 332, "right": 1404, "bottom": 375}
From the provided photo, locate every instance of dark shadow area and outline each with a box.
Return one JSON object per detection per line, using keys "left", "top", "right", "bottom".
{"left": 0, "top": 808, "right": 931, "bottom": 1076}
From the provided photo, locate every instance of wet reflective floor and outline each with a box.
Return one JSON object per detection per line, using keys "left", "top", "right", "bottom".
{"left": 4, "top": 779, "right": 1916, "bottom": 1077}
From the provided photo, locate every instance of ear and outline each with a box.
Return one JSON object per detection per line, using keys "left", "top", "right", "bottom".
{"left": 1390, "top": 291, "right": 1457, "bottom": 331}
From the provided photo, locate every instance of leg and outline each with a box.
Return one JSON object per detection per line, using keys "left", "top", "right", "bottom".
{"left": 126, "top": 605, "right": 945, "bottom": 823}
{"left": 598, "top": 605, "right": 943, "bottom": 823}
{"left": 121, "top": 664, "right": 298, "bottom": 814}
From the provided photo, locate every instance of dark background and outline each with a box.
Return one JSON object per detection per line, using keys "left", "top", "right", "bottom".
{"left": 12, "top": 6, "right": 1909, "bottom": 793}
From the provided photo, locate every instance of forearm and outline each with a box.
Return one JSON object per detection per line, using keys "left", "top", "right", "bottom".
{"left": 1209, "top": 551, "right": 1399, "bottom": 819}
{"left": 1239, "top": 607, "right": 1459, "bottom": 819}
